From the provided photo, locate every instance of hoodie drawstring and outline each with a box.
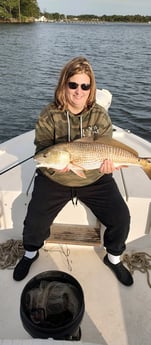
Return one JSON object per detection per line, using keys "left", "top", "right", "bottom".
{"left": 80, "top": 115, "right": 83, "bottom": 138}
{"left": 66, "top": 111, "right": 82, "bottom": 206}
{"left": 66, "top": 111, "right": 83, "bottom": 141}
{"left": 66, "top": 111, "right": 71, "bottom": 142}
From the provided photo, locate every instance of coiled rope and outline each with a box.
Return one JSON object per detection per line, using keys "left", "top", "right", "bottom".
{"left": 0, "top": 239, "right": 24, "bottom": 269}
{"left": 123, "top": 252, "right": 151, "bottom": 288}
{"left": 0, "top": 239, "right": 72, "bottom": 271}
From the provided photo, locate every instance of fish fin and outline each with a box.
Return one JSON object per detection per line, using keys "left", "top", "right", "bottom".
{"left": 68, "top": 163, "right": 86, "bottom": 178}
{"left": 93, "top": 135, "right": 139, "bottom": 157}
{"left": 71, "top": 168, "right": 86, "bottom": 178}
{"left": 73, "top": 137, "right": 94, "bottom": 143}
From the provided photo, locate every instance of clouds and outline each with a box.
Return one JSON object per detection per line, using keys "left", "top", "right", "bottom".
{"left": 37, "top": 0, "right": 151, "bottom": 16}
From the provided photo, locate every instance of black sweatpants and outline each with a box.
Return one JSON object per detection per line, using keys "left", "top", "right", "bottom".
{"left": 23, "top": 171, "right": 130, "bottom": 256}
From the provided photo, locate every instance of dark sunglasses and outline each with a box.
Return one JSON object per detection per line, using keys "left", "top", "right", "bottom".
{"left": 68, "top": 82, "right": 91, "bottom": 91}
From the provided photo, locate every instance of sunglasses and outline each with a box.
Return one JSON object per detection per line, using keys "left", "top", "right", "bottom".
{"left": 68, "top": 82, "right": 91, "bottom": 91}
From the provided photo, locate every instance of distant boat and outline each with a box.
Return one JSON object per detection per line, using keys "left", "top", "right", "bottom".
{"left": 35, "top": 15, "right": 48, "bottom": 22}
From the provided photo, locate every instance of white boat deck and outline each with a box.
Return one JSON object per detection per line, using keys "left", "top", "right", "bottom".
{"left": 0, "top": 125, "right": 151, "bottom": 345}
{"left": 0, "top": 234, "right": 151, "bottom": 345}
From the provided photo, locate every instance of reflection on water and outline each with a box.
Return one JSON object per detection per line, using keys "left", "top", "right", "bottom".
{"left": 0, "top": 22, "right": 150, "bottom": 143}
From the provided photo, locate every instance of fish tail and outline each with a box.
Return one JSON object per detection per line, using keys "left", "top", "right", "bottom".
{"left": 141, "top": 159, "right": 151, "bottom": 179}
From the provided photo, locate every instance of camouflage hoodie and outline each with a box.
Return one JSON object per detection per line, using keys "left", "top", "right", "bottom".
{"left": 34, "top": 102, "right": 112, "bottom": 187}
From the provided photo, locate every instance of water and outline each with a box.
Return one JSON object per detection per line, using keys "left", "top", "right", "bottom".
{"left": 0, "top": 22, "right": 151, "bottom": 143}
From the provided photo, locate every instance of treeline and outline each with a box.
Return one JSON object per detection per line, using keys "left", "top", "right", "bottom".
{"left": 0, "top": 1, "right": 151, "bottom": 24}
{"left": 0, "top": 0, "right": 40, "bottom": 21}
{"left": 77, "top": 14, "right": 151, "bottom": 23}
{"left": 44, "top": 13, "right": 151, "bottom": 23}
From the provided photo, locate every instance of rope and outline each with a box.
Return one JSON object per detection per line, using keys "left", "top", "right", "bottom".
{"left": 44, "top": 244, "right": 72, "bottom": 272}
{"left": 0, "top": 240, "right": 72, "bottom": 271}
{"left": 123, "top": 252, "right": 151, "bottom": 288}
{"left": 0, "top": 239, "right": 25, "bottom": 269}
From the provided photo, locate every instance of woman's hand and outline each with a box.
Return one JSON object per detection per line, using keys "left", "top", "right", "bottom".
{"left": 99, "top": 159, "right": 128, "bottom": 174}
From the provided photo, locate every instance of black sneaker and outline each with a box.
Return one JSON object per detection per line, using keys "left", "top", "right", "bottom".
{"left": 13, "top": 251, "right": 39, "bottom": 281}
{"left": 103, "top": 254, "right": 133, "bottom": 286}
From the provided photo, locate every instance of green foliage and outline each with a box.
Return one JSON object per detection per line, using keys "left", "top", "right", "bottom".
{"left": 44, "top": 13, "right": 151, "bottom": 23}
{"left": 20, "top": 0, "right": 39, "bottom": 18}
{"left": 0, "top": 0, "right": 40, "bottom": 20}
{"left": 65, "top": 14, "right": 151, "bottom": 23}
{"left": 44, "top": 12, "right": 66, "bottom": 21}
{"left": 0, "top": 0, "right": 18, "bottom": 18}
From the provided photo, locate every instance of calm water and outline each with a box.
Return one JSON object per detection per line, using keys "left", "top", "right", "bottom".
{"left": 0, "top": 22, "right": 151, "bottom": 143}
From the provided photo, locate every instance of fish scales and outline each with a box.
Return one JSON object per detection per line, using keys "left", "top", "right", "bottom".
{"left": 63, "top": 142, "right": 139, "bottom": 166}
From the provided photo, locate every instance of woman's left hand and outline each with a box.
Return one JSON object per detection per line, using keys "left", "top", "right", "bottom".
{"left": 99, "top": 159, "right": 127, "bottom": 174}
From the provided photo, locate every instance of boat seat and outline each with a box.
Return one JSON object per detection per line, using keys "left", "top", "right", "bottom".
{"left": 45, "top": 170, "right": 125, "bottom": 247}
{"left": 119, "top": 166, "right": 151, "bottom": 242}
{"left": 47, "top": 201, "right": 102, "bottom": 247}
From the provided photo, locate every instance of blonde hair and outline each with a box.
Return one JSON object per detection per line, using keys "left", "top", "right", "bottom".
{"left": 55, "top": 56, "right": 96, "bottom": 110}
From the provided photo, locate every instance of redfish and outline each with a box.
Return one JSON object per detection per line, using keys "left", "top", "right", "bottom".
{"left": 34, "top": 137, "right": 151, "bottom": 179}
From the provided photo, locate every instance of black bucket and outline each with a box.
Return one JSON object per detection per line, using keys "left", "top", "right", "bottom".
{"left": 20, "top": 270, "right": 85, "bottom": 340}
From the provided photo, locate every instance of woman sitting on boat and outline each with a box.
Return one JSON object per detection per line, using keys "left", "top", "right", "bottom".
{"left": 13, "top": 56, "right": 133, "bottom": 286}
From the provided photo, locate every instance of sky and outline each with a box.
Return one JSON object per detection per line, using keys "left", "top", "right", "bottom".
{"left": 37, "top": 0, "right": 151, "bottom": 16}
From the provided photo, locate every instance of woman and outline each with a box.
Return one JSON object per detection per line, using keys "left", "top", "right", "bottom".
{"left": 13, "top": 56, "right": 133, "bottom": 286}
